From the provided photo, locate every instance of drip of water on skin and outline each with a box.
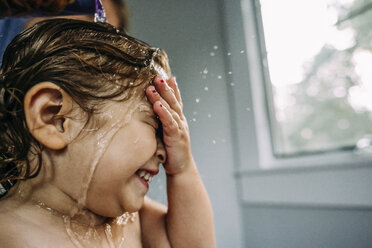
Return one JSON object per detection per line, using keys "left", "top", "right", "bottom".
{"left": 62, "top": 98, "right": 144, "bottom": 248}
{"left": 104, "top": 224, "right": 115, "bottom": 248}
{"left": 133, "top": 137, "right": 140, "bottom": 144}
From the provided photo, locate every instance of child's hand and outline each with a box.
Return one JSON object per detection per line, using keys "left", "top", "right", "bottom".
{"left": 145, "top": 76, "right": 193, "bottom": 175}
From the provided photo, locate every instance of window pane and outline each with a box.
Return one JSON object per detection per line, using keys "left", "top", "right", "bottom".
{"left": 259, "top": 0, "right": 372, "bottom": 156}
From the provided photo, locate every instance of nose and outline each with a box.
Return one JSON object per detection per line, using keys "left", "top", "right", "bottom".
{"left": 155, "top": 137, "right": 167, "bottom": 164}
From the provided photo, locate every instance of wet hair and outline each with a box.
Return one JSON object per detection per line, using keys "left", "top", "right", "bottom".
{"left": 0, "top": 18, "right": 170, "bottom": 195}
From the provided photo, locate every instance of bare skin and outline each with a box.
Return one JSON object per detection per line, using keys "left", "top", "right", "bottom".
{"left": 0, "top": 76, "right": 215, "bottom": 248}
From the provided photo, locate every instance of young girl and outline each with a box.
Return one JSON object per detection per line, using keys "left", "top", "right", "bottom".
{"left": 0, "top": 19, "right": 215, "bottom": 248}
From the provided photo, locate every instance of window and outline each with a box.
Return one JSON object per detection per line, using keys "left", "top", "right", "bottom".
{"left": 258, "top": 0, "right": 372, "bottom": 157}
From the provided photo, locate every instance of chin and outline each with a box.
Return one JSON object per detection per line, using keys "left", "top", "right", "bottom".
{"left": 122, "top": 198, "right": 145, "bottom": 213}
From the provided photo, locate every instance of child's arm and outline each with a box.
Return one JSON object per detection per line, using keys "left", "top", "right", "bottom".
{"left": 141, "top": 76, "right": 215, "bottom": 248}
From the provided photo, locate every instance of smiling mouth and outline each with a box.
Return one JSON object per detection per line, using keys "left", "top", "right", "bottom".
{"left": 135, "top": 170, "right": 154, "bottom": 183}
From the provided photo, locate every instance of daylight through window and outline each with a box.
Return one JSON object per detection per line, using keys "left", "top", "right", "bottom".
{"left": 259, "top": 0, "right": 372, "bottom": 156}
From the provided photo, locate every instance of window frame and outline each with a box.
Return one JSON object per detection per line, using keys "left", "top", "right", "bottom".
{"left": 238, "top": 0, "right": 372, "bottom": 171}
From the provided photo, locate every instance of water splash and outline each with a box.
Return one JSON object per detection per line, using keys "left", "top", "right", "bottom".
{"left": 64, "top": 216, "right": 83, "bottom": 248}
{"left": 104, "top": 223, "right": 115, "bottom": 248}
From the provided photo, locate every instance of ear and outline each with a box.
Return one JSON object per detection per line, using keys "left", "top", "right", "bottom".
{"left": 24, "top": 82, "right": 73, "bottom": 150}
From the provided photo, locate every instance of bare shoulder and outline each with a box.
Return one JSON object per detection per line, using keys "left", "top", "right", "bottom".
{"left": 0, "top": 203, "right": 72, "bottom": 248}
{"left": 0, "top": 211, "right": 27, "bottom": 248}
{"left": 139, "top": 197, "right": 171, "bottom": 248}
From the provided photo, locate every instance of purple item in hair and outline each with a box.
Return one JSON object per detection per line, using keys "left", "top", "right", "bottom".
{"left": 94, "top": 0, "right": 107, "bottom": 23}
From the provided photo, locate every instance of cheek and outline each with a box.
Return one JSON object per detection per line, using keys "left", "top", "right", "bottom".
{"left": 94, "top": 126, "right": 157, "bottom": 177}
{"left": 133, "top": 131, "right": 157, "bottom": 156}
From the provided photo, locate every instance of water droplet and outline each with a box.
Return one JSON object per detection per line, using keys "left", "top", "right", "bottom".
{"left": 213, "top": 45, "right": 218, "bottom": 50}
{"left": 204, "top": 86, "right": 209, "bottom": 91}
{"left": 217, "top": 75, "right": 222, "bottom": 79}
{"left": 129, "top": 82, "right": 134, "bottom": 86}
{"left": 228, "top": 71, "right": 232, "bottom": 75}
{"left": 207, "top": 113, "right": 212, "bottom": 118}
{"left": 227, "top": 52, "right": 231, "bottom": 56}
{"left": 230, "top": 82, "right": 235, "bottom": 86}
{"left": 203, "top": 68, "right": 208, "bottom": 74}
{"left": 195, "top": 98, "right": 200, "bottom": 103}
{"left": 210, "top": 52, "right": 215, "bottom": 57}
{"left": 212, "top": 140, "right": 216, "bottom": 144}
{"left": 240, "top": 50, "right": 245, "bottom": 54}
{"left": 192, "top": 118, "right": 197, "bottom": 122}
{"left": 246, "top": 107, "right": 251, "bottom": 111}
{"left": 193, "top": 111, "right": 197, "bottom": 115}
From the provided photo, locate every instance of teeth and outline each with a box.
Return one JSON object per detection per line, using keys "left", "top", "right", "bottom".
{"left": 138, "top": 170, "right": 146, "bottom": 178}
{"left": 144, "top": 173, "right": 150, "bottom": 180}
{"left": 137, "top": 170, "right": 154, "bottom": 183}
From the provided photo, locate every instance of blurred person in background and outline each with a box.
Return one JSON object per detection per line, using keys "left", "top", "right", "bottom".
{"left": 0, "top": 0, "right": 130, "bottom": 61}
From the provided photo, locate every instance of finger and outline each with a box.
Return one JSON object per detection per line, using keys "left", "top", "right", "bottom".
{"left": 153, "top": 76, "right": 183, "bottom": 117}
{"left": 167, "top": 77, "right": 183, "bottom": 108}
{"left": 153, "top": 101, "right": 180, "bottom": 136}
{"left": 146, "top": 85, "right": 184, "bottom": 122}
{"left": 146, "top": 85, "right": 171, "bottom": 110}
{"left": 148, "top": 91, "right": 183, "bottom": 127}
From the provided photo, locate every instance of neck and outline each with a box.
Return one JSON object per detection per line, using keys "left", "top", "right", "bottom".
{"left": 8, "top": 179, "right": 108, "bottom": 226}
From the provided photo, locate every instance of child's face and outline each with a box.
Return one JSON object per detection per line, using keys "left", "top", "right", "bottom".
{"left": 78, "top": 97, "right": 165, "bottom": 217}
